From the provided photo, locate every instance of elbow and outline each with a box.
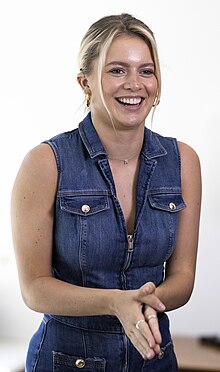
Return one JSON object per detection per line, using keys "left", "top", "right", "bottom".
{"left": 20, "top": 281, "right": 44, "bottom": 313}
{"left": 161, "top": 272, "right": 196, "bottom": 311}
{"left": 180, "top": 290, "right": 193, "bottom": 307}
{"left": 21, "top": 288, "right": 40, "bottom": 312}
{"left": 177, "top": 281, "right": 195, "bottom": 309}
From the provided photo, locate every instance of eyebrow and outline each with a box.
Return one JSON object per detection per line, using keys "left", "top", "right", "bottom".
{"left": 105, "top": 61, "right": 155, "bottom": 68}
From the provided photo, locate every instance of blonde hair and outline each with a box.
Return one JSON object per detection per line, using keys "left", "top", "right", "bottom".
{"left": 78, "top": 13, "right": 161, "bottom": 120}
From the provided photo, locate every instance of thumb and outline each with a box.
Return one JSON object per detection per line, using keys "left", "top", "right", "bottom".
{"left": 140, "top": 282, "right": 156, "bottom": 294}
{"left": 137, "top": 284, "right": 166, "bottom": 312}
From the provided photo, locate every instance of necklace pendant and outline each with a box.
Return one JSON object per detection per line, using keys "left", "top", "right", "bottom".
{"left": 124, "top": 159, "right": 129, "bottom": 165}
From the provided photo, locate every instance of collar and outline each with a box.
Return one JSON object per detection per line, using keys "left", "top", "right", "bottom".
{"left": 79, "top": 112, "right": 167, "bottom": 160}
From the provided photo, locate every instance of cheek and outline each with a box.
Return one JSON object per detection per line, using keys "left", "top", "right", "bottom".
{"left": 145, "top": 85, "right": 158, "bottom": 104}
{"left": 147, "top": 78, "right": 158, "bottom": 94}
{"left": 102, "top": 83, "right": 119, "bottom": 98}
{"left": 102, "top": 76, "right": 122, "bottom": 95}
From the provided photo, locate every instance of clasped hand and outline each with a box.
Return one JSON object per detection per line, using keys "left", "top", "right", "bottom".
{"left": 112, "top": 282, "right": 165, "bottom": 360}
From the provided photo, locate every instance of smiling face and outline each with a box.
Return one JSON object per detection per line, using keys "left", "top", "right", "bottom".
{"left": 84, "top": 35, "right": 158, "bottom": 131}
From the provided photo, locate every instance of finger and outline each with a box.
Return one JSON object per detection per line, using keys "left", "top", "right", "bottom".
{"left": 143, "top": 308, "right": 162, "bottom": 350}
{"left": 140, "top": 283, "right": 166, "bottom": 313}
{"left": 132, "top": 324, "right": 156, "bottom": 360}
{"left": 134, "top": 336, "right": 152, "bottom": 360}
{"left": 147, "top": 315, "right": 162, "bottom": 345}
{"left": 153, "top": 343, "right": 161, "bottom": 355}
{"left": 136, "top": 318, "right": 158, "bottom": 349}
{"left": 137, "top": 290, "right": 165, "bottom": 312}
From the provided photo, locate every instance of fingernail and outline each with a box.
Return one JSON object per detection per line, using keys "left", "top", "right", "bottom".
{"left": 146, "top": 352, "right": 151, "bottom": 359}
{"left": 159, "top": 303, "right": 165, "bottom": 311}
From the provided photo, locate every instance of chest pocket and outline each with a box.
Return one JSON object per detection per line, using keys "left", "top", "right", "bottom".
{"left": 148, "top": 191, "right": 186, "bottom": 212}
{"left": 146, "top": 190, "right": 186, "bottom": 262}
{"left": 59, "top": 192, "right": 110, "bottom": 216}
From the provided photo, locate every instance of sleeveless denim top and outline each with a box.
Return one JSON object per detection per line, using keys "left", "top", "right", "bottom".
{"left": 44, "top": 112, "right": 186, "bottom": 336}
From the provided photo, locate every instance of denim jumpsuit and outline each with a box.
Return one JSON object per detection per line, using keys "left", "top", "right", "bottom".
{"left": 26, "top": 113, "right": 186, "bottom": 371}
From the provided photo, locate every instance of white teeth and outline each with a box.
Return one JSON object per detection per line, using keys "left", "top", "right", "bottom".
{"left": 118, "top": 97, "right": 142, "bottom": 105}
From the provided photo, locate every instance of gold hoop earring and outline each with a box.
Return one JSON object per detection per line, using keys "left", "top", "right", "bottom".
{"left": 152, "top": 98, "right": 160, "bottom": 107}
{"left": 86, "top": 94, "right": 91, "bottom": 108}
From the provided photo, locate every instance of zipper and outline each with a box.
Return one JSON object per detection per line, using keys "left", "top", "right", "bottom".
{"left": 122, "top": 234, "right": 134, "bottom": 273}
{"left": 127, "top": 234, "right": 134, "bottom": 252}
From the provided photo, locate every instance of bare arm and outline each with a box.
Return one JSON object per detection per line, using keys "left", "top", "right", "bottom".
{"left": 141, "top": 141, "right": 201, "bottom": 358}
{"left": 11, "top": 143, "right": 119, "bottom": 316}
{"left": 155, "top": 141, "right": 202, "bottom": 310}
{"left": 11, "top": 143, "right": 164, "bottom": 360}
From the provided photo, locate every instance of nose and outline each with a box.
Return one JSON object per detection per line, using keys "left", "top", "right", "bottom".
{"left": 123, "top": 72, "right": 142, "bottom": 91}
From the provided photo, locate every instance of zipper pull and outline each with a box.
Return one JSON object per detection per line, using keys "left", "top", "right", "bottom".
{"left": 127, "top": 235, "right": 134, "bottom": 252}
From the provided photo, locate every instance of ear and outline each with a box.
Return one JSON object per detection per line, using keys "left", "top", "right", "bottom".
{"left": 77, "top": 73, "right": 90, "bottom": 94}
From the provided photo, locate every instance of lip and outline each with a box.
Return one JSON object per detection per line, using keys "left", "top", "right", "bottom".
{"left": 115, "top": 96, "right": 145, "bottom": 111}
{"left": 116, "top": 95, "right": 144, "bottom": 100}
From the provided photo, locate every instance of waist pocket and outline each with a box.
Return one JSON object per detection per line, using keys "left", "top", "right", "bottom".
{"left": 53, "top": 351, "right": 106, "bottom": 371}
{"left": 142, "top": 341, "right": 178, "bottom": 371}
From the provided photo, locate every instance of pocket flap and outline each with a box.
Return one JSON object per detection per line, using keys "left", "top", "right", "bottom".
{"left": 148, "top": 192, "right": 186, "bottom": 212}
{"left": 59, "top": 194, "right": 109, "bottom": 216}
{"left": 53, "top": 351, "right": 106, "bottom": 370}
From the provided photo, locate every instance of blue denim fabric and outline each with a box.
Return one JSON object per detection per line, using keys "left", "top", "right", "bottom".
{"left": 26, "top": 112, "right": 185, "bottom": 371}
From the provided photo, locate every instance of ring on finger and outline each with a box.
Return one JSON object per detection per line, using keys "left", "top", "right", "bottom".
{"left": 147, "top": 314, "right": 157, "bottom": 322}
{"left": 135, "top": 319, "right": 145, "bottom": 330}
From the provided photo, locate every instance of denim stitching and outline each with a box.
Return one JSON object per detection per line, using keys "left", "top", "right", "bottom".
{"left": 32, "top": 317, "right": 52, "bottom": 371}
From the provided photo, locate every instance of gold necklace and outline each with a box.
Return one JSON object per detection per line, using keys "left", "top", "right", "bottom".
{"left": 107, "top": 149, "right": 141, "bottom": 165}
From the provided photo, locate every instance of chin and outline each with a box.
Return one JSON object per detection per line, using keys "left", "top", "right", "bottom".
{"left": 116, "top": 119, "right": 145, "bottom": 130}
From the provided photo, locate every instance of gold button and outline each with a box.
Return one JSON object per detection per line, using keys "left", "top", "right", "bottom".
{"left": 158, "top": 350, "right": 164, "bottom": 359}
{"left": 75, "top": 358, "right": 86, "bottom": 368}
{"left": 81, "top": 204, "right": 90, "bottom": 214}
{"left": 169, "top": 202, "right": 176, "bottom": 210}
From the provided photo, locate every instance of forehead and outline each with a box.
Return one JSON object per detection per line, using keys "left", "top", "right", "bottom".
{"left": 105, "top": 35, "right": 153, "bottom": 63}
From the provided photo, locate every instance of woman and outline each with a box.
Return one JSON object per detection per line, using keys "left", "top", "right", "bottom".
{"left": 11, "top": 13, "right": 201, "bottom": 371}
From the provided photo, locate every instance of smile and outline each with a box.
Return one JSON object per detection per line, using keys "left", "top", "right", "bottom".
{"left": 116, "top": 97, "right": 144, "bottom": 106}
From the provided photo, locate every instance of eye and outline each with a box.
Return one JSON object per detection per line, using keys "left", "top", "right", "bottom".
{"left": 140, "top": 69, "right": 155, "bottom": 76}
{"left": 108, "top": 68, "right": 125, "bottom": 75}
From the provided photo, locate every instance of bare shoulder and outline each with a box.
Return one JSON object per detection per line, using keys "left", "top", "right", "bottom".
{"left": 177, "top": 141, "right": 202, "bottom": 201}
{"left": 178, "top": 141, "right": 200, "bottom": 165}
{"left": 12, "top": 143, "right": 58, "bottom": 204}
{"left": 20, "top": 143, "right": 56, "bottom": 177}
{"left": 22, "top": 143, "right": 57, "bottom": 174}
{"left": 178, "top": 141, "right": 201, "bottom": 178}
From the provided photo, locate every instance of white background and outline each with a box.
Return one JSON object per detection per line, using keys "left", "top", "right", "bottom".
{"left": 0, "top": 0, "right": 219, "bottom": 344}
